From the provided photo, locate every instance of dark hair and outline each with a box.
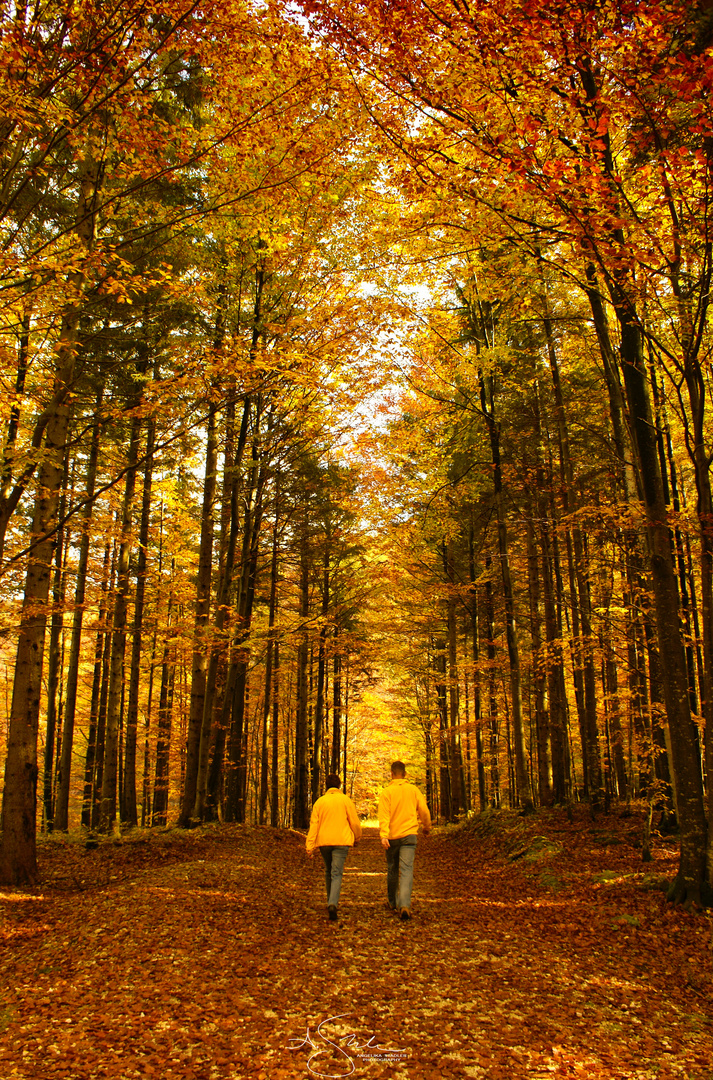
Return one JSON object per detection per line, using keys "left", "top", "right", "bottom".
{"left": 391, "top": 761, "right": 406, "bottom": 777}
{"left": 326, "top": 773, "right": 341, "bottom": 789}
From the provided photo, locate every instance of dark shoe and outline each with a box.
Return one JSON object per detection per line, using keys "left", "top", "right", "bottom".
{"left": 328, "top": 905, "right": 338, "bottom": 921}
{"left": 399, "top": 907, "right": 410, "bottom": 921}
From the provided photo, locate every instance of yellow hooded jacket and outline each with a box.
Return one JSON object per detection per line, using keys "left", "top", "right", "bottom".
{"left": 306, "top": 788, "right": 362, "bottom": 853}
{"left": 378, "top": 778, "right": 432, "bottom": 841}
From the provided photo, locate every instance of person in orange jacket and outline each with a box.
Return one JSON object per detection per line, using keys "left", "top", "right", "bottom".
{"left": 306, "top": 773, "right": 362, "bottom": 921}
{"left": 378, "top": 760, "right": 431, "bottom": 920}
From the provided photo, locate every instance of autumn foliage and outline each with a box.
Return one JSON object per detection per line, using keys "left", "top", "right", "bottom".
{"left": 1, "top": 0, "right": 713, "bottom": 954}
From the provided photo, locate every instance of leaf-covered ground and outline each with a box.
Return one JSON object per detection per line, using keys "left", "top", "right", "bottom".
{"left": 1, "top": 808, "right": 712, "bottom": 1079}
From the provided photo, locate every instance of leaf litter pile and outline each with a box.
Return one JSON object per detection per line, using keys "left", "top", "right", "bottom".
{"left": 1, "top": 808, "right": 712, "bottom": 1080}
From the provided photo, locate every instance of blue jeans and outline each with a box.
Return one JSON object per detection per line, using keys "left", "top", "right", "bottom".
{"left": 386, "top": 834, "right": 418, "bottom": 910}
{"left": 320, "top": 845, "right": 349, "bottom": 906}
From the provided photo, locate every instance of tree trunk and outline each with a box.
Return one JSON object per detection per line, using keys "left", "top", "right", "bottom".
{"left": 434, "top": 636, "right": 452, "bottom": 821}
{"left": 480, "top": 369, "right": 534, "bottom": 813}
{"left": 192, "top": 393, "right": 251, "bottom": 822}
{"left": 152, "top": 578, "right": 175, "bottom": 827}
{"left": 270, "top": 641, "right": 280, "bottom": 828}
{"left": 260, "top": 502, "right": 280, "bottom": 825}
{"left": 331, "top": 646, "right": 342, "bottom": 777}
{"left": 602, "top": 607, "right": 628, "bottom": 799}
{"left": 180, "top": 378, "right": 220, "bottom": 826}
{"left": 584, "top": 262, "right": 639, "bottom": 504}
{"left": 467, "top": 518, "right": 487, "bottom": 811}
{"left": 483, "top": 557, "right": 500, "bottom": 807}
{"left": 55, "top": 397, "right": 102, "bottom": 831}
{"left": 43, "top": 448, "right": 71, "bottom": 832}
{"left": 123, "top": 391, "right": 156, "bottom": 827}
{"left": 312, "top": 544, "right": 330, "bottom": 803}
{"left": 539, "top": 517, "right": 570, "bottom": 805}
{"left": 526, "top": 514, "right": 551, "bottom": 807}
{"left": 678, "top": 345, "right": 713, "bottom": 893}
{"left": 99, "top": 411, "right": 141, "bottom": 834}
{"left": 141, "top": 620, "right": 158, "bottom": 827}
{"left": 0, "top": 158, "right": 99, "bottom": 884}
{"left": 82, "top": 540, "right": 111, "bottom": 829}
{"left": 91, "top": 534, "right": 117, "bottom": 829}
{"left": 444, "top": 541, "right": 466, "bottom": 814}
{"left": 541, "top": 281, "right": 603, "bottom": 808}
{"left": 617, "top": 312, "right": 707, "bottom": 905}
{"left": 224, "top": 421, "right": 267, "bottom": 823}
{"left": 293, "top": 534, "right": 311, "bottom": 829}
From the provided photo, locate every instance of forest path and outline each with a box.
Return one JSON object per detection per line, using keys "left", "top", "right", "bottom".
{"left": 1, "top": 819, "right": 711, "bottom": 1080}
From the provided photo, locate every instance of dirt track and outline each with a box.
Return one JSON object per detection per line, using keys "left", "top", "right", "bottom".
{"left": 1, "top": 817, "right": 711, "bottom": 1079}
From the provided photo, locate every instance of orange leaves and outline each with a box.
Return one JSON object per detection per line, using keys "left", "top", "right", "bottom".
{"left": 0, "top": 815, "right": 710, "bottom": 1079}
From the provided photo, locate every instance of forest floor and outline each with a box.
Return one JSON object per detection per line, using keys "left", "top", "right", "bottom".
{"left": 1, "top": 807, "right": 712, "bottom": 1080}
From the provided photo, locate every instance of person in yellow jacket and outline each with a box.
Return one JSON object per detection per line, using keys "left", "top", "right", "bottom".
{"left": 306, "top": 773, "right": 362, "bottom": 921}
{"left": 378, "top": 760, "right": 432, "bottom": 921}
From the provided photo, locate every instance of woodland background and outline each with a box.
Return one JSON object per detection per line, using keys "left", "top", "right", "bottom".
{"left": 1, "top": 0, "right": 713, "bottom": 910}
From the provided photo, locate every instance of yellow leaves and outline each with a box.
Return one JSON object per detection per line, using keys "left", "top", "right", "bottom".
{"left": 100, "top": 277, "right": 133, "bottom": 304}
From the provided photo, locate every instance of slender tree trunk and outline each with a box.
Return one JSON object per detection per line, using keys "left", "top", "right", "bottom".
{"left": 444, "top": 541, "right": 466, "bottom": 814}
{"left": 194, "top": 263, "right": 264, "bottom": 824}
{"left": 0, "top": 158, "right": 99, "bottom": 883}
{"left": 539, "top": 518, "right": 569, "bottom": 804}
{"left": 293, "top": 534, "right": 311, "bottom": 829}
{"left": 270, "top": 641, "right": 280, "bottom": 828}
{"left": 224, "top": 421, "right": 267, "bottom": 823}
{"left": 192, "top": 394, "right": 251, "bottom": 822}
{"left": 434, "top": 636, "right": 452, "bottom": 821}
{"left": 180, "top": 381, "right": 220, "bottom": 826}
{"left": 586, "top": 267, "right": 675, "bottom": 812}
{"left": 331, "top": 646, "right": 341, "bottom": 777}
{"left": 651, "top": 362, "right": 701, "bottom": 717}
{"left": 617, "top": 311, "right": 707, "bottom": 904}
{"left": 123, "top": 388, "right": 156, "bottom": 826}
{"left": 99, "top": 411, "right": 141, "bottom": 834}
{"left": 82, "top": 540, "right": 111, "bottom": 829}
{"left": 141, "top": 624, "right": 158, "bottom": 827}
{"left": 92, "top": 533, "right": 117, "bottom": 829}
{"left": 468, "top": 526, "right": 487, "bottom": 811}
{"left": 601, "top": 600, "right": 628, "bottom": 799}
{"left": 152, "top": 578, "right": 175, "bottom": 826}
{"left": 463, "top": 657, "right": 472, "bottom": 811}
{"left": 658, "top": 185, "right": 713, "bottom": 887}
{"left": 484, "top": 557, "right": 500, "bottom": 808}
{"left": 480, "top": 369, "right": 534, "bottom": 812}
{"left": 55, "top": 397, "right": 102, "bottom": 831}
{"left": 541, "top": 280, "right": 603, "bottom": 808}
{"left": 260, "top": 503, "right": 280, "bottom": 825}
{"left": 284, "top": 680, "right": 292, "bottom": 827}
{"left": 342, "top": 658, "right": 349, "bottom": 795}
{"left": 312, "top": 544, "right": 329, "bottom": 803}
{"left": 680, "top": 356, "right": 713, "bottom": 892}
{"left": 43, "top": 448, "right": 71, "bottom": 832}
{"left": 584, "top": 262, "right": 639, "bottom": 504}
{"left": 526, "top": 514, "right": 551, "bottom": 807}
